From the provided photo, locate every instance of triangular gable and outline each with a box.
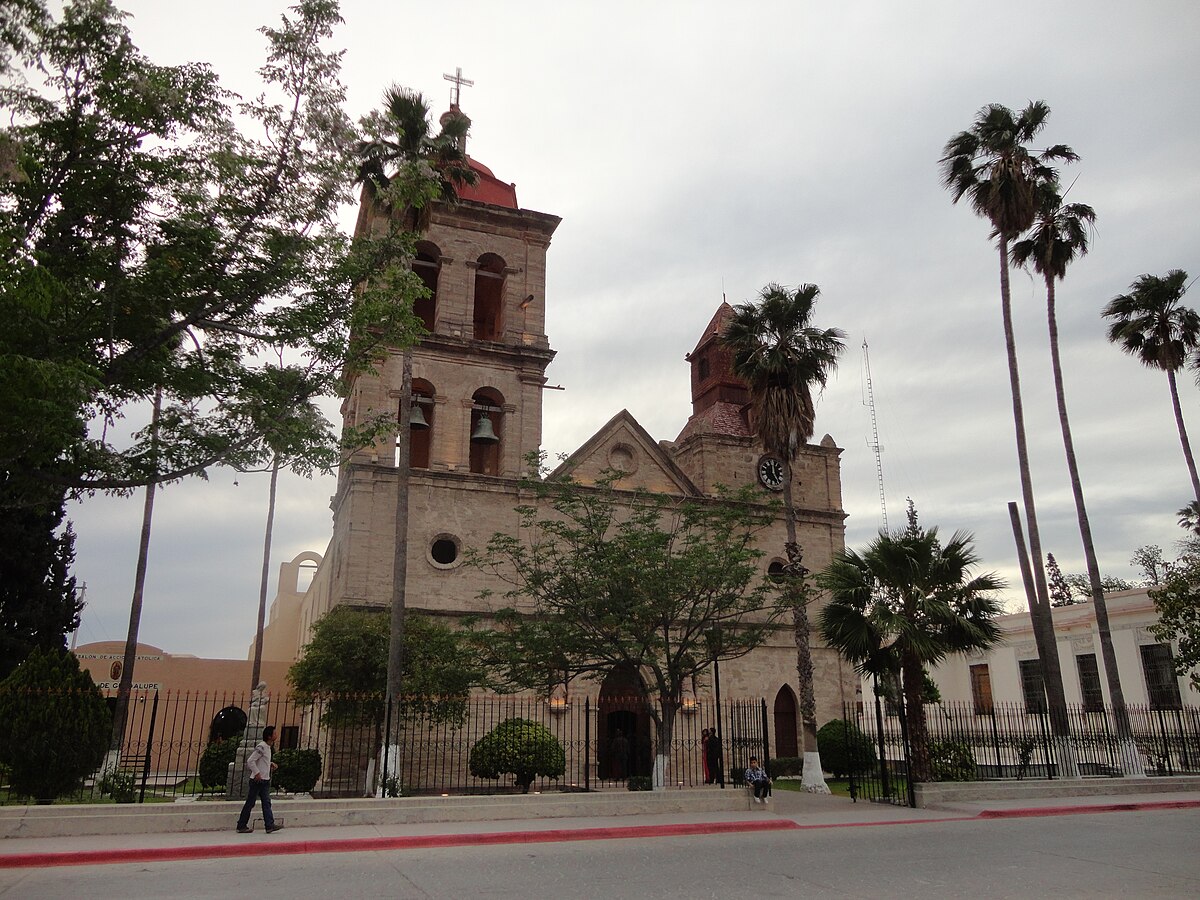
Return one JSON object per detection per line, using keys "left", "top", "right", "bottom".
{"left": 549, "top": 410, "right": 700, "bottom": 496}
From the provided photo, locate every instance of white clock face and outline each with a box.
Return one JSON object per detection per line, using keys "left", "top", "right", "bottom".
{"left": 758, "top": 457, "right": 784, "bottom": 490}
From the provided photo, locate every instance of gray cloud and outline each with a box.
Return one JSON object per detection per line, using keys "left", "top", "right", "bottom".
{"left": 69, "top": 0, "right": 1200, "bottom": 657}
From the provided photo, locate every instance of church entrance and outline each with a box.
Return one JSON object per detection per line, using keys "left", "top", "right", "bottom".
{"left": 597, "top": 664, "right": 653, "bottom": 781}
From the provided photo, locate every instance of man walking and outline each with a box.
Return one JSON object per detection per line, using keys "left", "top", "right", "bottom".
{"left": 236, "top": 725, "right": 283, "bottom": 834}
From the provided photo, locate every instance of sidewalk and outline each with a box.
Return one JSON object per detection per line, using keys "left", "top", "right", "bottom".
{"left": 2, "top": 785, "right": 1198, "bottom": 869}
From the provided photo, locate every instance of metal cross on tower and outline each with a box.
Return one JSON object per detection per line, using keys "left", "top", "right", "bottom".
{"left": 443, "top": 66, "right": 474, "bottom": 107}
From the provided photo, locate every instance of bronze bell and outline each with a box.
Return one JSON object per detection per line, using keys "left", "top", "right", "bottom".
{"left": 409, "top": 402, "right": 430, "bottom": 430}
{"left": 470, "top": 411, "right": 499, "bottom": 444}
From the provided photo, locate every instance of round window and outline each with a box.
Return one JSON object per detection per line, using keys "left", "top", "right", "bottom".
{"left": 430, "top": 535, "right": 460, "bottom": 567}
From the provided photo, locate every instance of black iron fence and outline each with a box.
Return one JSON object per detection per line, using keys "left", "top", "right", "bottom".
{"left": 0, "top": 689, "right": 767, "bottom": 805}
{"left": 844, "top": 699, "right": 1200, "bottom": 808}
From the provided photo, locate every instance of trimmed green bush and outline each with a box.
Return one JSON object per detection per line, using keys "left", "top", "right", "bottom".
{"left": 627, "top": 775, "right": 653, "bottom": 791}
{"left": 816, "top": 720, "right": 876, "bottom": 779}
{"left": 468, "top": 718, "right": 565, "bottom": 793}
{"left": 274, "top": 748, "right": 321, "bottom": 793}
{"left": 767, "top": 756, "right": 802, "bottom": 778}
{"left": 0, "top": 649, "right": 110, "bottom": 803}
{"left": 198, "top": 737, "right": 238, "bottom": 790}
{"left": 97, "top": 769, "right": 136, "bottom": 803}
{"left": 929, "top": 740, "right": 977, "bottom": 782}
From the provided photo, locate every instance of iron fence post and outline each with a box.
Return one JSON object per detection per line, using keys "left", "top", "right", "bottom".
{"left": 138, "top": 690, "right": 159, "bottom": 803}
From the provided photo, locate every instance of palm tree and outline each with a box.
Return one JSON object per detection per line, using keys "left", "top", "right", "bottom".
{"left": 353, "top": 87, "right": 477, "bottom": 748}
{"left": 940, "top": 102, "right": 1079, "bottom": 775}
{"left": 1178, "top": 501, "right": 1200, "bottom": 537}
{"left": 1011, "top": 187, "right": 1143, "bottom": 774}
{"left": 722, "top": 282, "right": 846, "bottom": 793}
{"left": 1102, "top": 270, "right": 1200, "bottom": 504}
{"left": 817, "top": 504, "right": 1004, "bottom": 783}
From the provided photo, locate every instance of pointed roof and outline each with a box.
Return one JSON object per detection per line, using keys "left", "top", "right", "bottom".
{"left": 550, "top": 410, "right": 700, "bottom": 496}
{"left": 688, "top": 301, "right": 735, "bottom": 357}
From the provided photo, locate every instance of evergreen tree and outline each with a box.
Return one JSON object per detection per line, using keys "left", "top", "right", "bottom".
{"left": 0, "top": 648, "right": 109, "bottom": 802}
{"left": 0, "top": 479, "right": 82, "bottom": 679}
{"left": 1045, "top": 553, "right": 1073, "bottom": 607}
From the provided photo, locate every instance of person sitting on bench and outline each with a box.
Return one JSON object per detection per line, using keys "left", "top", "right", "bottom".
{"left": 744, "top": 756, "right": 772, "bottom": 803}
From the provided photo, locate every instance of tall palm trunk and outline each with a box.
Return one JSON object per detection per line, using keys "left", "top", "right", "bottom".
{"left": 250, "top": 454, "right": 281, "bottom": 692}
{"left": 900, "top": 647, "right": 931, "bottom": 783}
{"left": 1044, "top": 276, "right": 1143, "bottom": 775}
{"left": 110, "top": 387, "right": 162, "bottom": 758}
{"left": 782, "top": 457, "right": 829, "bottom": 793}
{"left": 997, "top": 239, "right": 1078, "bottom": 776}
{"left": 1166, "top": 368, "right": 1200, "bottom": 505}
{"left": 382, "top": 350, "right": 412, "bottom": 791}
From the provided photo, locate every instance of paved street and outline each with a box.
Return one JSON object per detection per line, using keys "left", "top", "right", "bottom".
{"left": 3, "top": 807, "right": 1197, "bottom": 899}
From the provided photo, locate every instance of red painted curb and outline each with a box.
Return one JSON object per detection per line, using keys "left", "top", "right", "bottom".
{"left": 976, "top": 799, "right": 1200, "bottom": 819}
{"left": 0, "top": 819, "right": 799, "bottom": 869}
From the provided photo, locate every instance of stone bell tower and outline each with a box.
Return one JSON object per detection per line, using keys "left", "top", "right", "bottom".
{"left": 299, "top": 95, "right": 562, "bottom": 637}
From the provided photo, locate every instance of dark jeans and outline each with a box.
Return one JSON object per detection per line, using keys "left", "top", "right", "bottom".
{"left": 237, "top": 779, "right": 274, "bottom": 829}
{"left": 751, "top": 780, "right": 771, "bottom": 799}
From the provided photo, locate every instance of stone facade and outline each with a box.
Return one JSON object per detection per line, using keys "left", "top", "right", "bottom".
{"left": 276, "top": 113, "right": 856, "bottom": 762}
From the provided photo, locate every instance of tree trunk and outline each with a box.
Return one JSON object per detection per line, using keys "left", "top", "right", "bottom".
{"left": 250, "top": 454, "right": 281, "bottom": 692}
{"left": 385, "top": 351, "right": 412, "bottom": 758}
{"left": 1167, "top": 368, "right": 1200, "bottom": 505}
{"left": 782, "top": 458, "right": 829, "bottom": 793}
{"left": 1044, "top": 276, "right": 1142, "bottom": 774}
{"left": 900, "top": 650, "right": 931, "bottom": 783}
{"left": 110, "top": 387, "right": 162, "bottom": 759}
{"left": 996, "top": 239, "right": 1077, "bottom": 776}
{"left": 653, "top": 702, "right": 675, "bottom": 790}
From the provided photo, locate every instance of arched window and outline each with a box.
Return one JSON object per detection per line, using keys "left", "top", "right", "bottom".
{"left": 473, "top": 253, "right": 506, "bottom": 341}
{"left": 412, "top": 241, "right": 440, "bottom": 331}
{"left": 409, "top": 379, "right": 435, "bottom": 469}
{"left": 469, "top": 387, "right": 504, "bottom": 475}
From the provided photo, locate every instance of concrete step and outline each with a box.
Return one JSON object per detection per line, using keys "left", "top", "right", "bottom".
{"left": 0, "top": 788, "right": 749, "bottom": 839}
{"left": 914, "top": 776, "right": 1200, "bottom": 808}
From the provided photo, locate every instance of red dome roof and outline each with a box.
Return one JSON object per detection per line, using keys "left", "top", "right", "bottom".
{"left": 456, "top": 157, "right": 518, "bottom": 209}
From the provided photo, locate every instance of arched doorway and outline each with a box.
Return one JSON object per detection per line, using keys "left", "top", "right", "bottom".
{"left": 773, "top": 686, "right": 799, "bottom": 758}
{"left": 209, "top": 706, "right": 248, "bottom": 744}
{"left": 597, "top": 663, "right": 653, "bottom": 781}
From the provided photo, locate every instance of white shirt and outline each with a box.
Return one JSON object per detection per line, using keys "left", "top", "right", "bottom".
{"left": 246, "top": 740, "right": 272, "bottom": 781}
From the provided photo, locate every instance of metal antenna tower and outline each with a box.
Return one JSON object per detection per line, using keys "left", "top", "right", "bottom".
{"left": 862, "top": 339, "right": 887, "bottom": 531}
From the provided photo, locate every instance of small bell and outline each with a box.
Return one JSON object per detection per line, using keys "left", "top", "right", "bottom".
{"left": 409, "top": 403, "right": 429, "bottom": 430}
{"left": 471, "top": 411, "right": 499, "bottom": 444}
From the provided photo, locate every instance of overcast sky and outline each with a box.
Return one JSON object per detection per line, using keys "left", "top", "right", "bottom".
{"left": 65, "top": 1, "right": 1200, "bottom": 659}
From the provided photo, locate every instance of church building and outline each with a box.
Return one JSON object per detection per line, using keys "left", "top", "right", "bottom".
{"left": 269, "top": 94, "right": 856, "bottom": 764}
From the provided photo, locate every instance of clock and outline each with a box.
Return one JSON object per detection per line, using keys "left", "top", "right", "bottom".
{"left": 757, "top": 456, "right": 785, "bottom": 490}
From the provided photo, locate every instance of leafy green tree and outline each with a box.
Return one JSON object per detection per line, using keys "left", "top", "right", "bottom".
{"left": 198, "top": 737, "right": 239, "bottom": 791}
{"left": 273, "top": 748, "right": 322, "bottom": 793}
{"left": 1131, "top": 545, "right": 1167, "bottom": 585}
{"left": 817, "top": 503, "right": 1003, "bottom": 783}
{"left": 472, "top": 467, "right": 785, "bottom": 790}
{"left": 0, "top": 0, "right": 426, "bottom": 495}
{"left": 815, "top": 720, "right": 875, "bottom": 780}
{"left": 468, "top": 718, "right": 565, "bottom": 793}
{"left": 1061, "top": 573, "right": 1134, "bottom": 602}
{"left": 0, "top": 482, "right": 82, "bottom": 678}
{"left": 940, "top": 101, "right": 1079, "bottom": 770}
{"left": 0, "top": 648, "right": 109, "bottom": 802}
{"left": 1149, "top": 565, "right": 1200, "bottom": 692}
{"left": 720, "top": 282, "right": 846, "bottom": 794}
{"left": 287, "top": 606, "right": 481, "bottom": 727}
{"left": 1103, "top": 270, "right": 1200, "bottom": 504}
